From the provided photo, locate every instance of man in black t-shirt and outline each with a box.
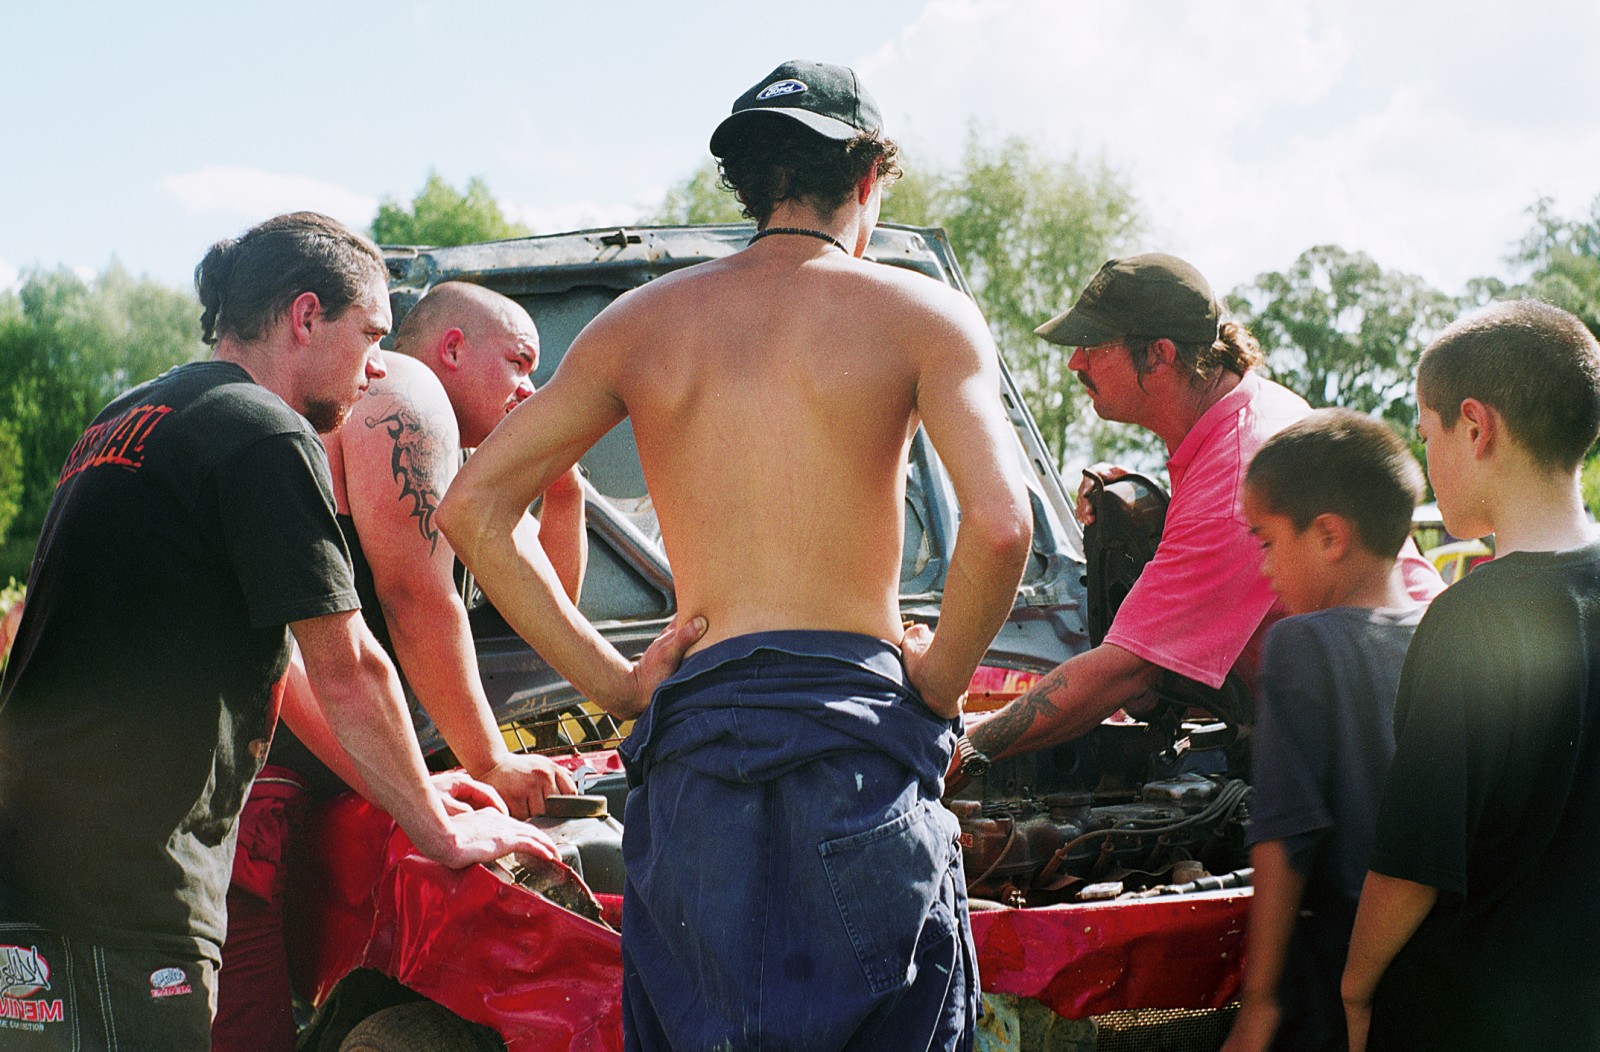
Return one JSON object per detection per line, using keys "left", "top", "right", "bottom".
{"left": 0, "top": 214, "right": 666, "bottom": 1052}
{"left": 1341, "top": 300, "right": 1600, "bottom": 1051}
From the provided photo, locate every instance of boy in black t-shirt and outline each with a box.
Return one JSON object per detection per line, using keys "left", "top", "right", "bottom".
{"left": 1223, "top": 408, "right": 1433, "bottom": 1052}
{"left": 1342, "top": 300, "right": 1600, "bottom": 1052}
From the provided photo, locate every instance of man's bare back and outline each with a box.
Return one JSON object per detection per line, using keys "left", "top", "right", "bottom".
{"left": 590, "top": 239, "right": 987, "bottom": 648}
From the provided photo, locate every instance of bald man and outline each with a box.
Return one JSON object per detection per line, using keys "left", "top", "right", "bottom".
{"left": 213, "top": 282, "right": 590, "bottom": 1052}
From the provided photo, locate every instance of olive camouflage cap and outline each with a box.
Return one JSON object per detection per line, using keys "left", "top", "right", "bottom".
{"left": 1035, "top": 253, "right": 1221, "bottom": 347}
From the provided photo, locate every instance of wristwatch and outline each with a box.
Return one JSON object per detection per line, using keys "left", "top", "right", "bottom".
{"left": 955, "top": 734, "right": 992, "bottom": 779}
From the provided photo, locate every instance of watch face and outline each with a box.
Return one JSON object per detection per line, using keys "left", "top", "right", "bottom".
{"left": 958, "top": 736, "right": 990, "bottom": 777}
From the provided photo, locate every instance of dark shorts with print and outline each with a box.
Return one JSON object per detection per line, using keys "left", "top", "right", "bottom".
{"left": 0, "top": 914, "right": 216, "bottom": 1052}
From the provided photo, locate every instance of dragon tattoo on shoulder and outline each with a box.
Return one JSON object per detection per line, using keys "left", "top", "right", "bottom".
{"left": 365, "top": 401, "right": 452, "bottom": 554}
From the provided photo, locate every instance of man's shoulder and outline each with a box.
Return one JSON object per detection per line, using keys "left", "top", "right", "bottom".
{"left": 337, "top": 355, "right": 457, "bottom": 474}
{"left": 1265, "top": 607, "right": 1401, "bottom": 666}
{"left": 360, "top": 354, "right": 449, "bottom": 414}
{"left": 643, "top": 250, "right": 967, "bottom": 310}
{"left": 1264, "top": 608, "right": 1344, "bottom": 661}
{"left": 1240, "top": 374, "right": 1312, "bottom": 432}
{"left": 1421, "top": 543, "right": 1600, "bottom": 637}
{"left": 150, "top": 361, "right": 312, "bottom": 444}
{"left": 599, "top": 252, "right": 983, "bottom": 362}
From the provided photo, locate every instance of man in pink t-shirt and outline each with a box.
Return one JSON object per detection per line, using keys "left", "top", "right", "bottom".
{"left": 963, "top": 253, "right": 1441, "bottom": 771}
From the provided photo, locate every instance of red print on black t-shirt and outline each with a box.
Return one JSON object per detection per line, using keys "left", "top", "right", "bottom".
{"left": 56, "top": 404, "right": 173, "bottom": 486}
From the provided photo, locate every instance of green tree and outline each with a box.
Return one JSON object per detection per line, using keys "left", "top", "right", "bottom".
{"left": 881, "top": 136, "right": 1145, "bottom": 464}
{"left": 645, "top": 164, "right": 747, "bottom": 224}
{"left": 1229, "top": 245, "right": 1456, "bottom": 434}
{"left": 371, "top": 172, "right": 531, "bottom": 246}
{"left": 1505, "top": 195, "right": 1600, "bottom": 336}
{"left": 0, "top": 420, "right": 21, "bottom": 548}
{"left": 0, "top": 265, "right": 202, "bottom": 577}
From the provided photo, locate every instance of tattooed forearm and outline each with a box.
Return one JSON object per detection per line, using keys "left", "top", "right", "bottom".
{"left": 366, "top": 402, "right": 451, "bottom": 553}
{"left": 970, "top": 664, "right": 1071, "bottom": 760}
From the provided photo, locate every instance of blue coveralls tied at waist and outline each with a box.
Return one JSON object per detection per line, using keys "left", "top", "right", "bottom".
{"left": 617, "top": 630, "right": 978, "bottom": 1052}
{"left": 621, "top": 628, "right": 959, "bottom": 790}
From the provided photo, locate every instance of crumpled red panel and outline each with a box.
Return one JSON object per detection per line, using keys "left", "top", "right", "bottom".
{"left": 363, "top": 849, "right": 623, "bottom": 1052}
{"left": 969, "top": 891, "right": 1249, "bottom": 1019}
{"left": 293, "top": 793, "right": 624, "bottom": 1051}
{"left": 289, "top": 793, "right": 397, "bottom": 1003}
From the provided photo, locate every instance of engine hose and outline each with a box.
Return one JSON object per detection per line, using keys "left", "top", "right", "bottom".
{"left": 1034, "top": 780, "right": 1251, "bottom": 891}
{"left": 1141, "top": 867, "right": 1254, "bottom": 896}
{"left": 968, "top": 820, "right": 1019, "bottom": 888}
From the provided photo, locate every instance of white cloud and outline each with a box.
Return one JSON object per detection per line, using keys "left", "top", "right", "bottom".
{"left": 159, "top": 167, "right": 379, "bottom": 230}
{"left": 863, "top": 0, "right": 1351, "bottom": 162}
{"left": 858, "top": 0, "right": 1600, "bottom": 298}
{"left": 505, "top": 191, "right": 669, "bottom": 235}
{"left": 0, "top": 258, "right": 17, "bottom": 294}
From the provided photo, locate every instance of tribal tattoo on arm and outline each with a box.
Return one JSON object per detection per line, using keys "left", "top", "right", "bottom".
{"left": 969, "top": 663, "right": 1072, "bottom": 761}
{"left": 366, "top": 401, "right": 454, "bottom": 555}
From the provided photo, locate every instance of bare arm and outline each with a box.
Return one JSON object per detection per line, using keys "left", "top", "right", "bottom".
{"left": 438, "top": 314, "right": 703, "bottom": 719}
{"left": 276, "top": 647, "right": 372, "bottom": 797}
{"left": 967, "top": 641, "right": 1160, "bottom": 760}
{"left": 290, "top": 609, "right": 555, "bottom": 866}
{"left": 537, "top": 466, "right": 587, "bottom": 603}
{"left": 1220, "top": 840, "right": 1306, "bottom": 1052}
{"left": 900, "top": 296, "right": 1033, "bottom": 717}
{"left": 1342, "top": 871, "right": 1438, "bottom": 1052}
{"left": 278, "top": 648, "right": 502, "bottom": 815}
{"left": 343, "top": 364, "right": 576, "bottom": 816}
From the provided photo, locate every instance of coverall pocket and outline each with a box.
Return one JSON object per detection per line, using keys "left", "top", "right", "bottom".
{"left": 819, "top": 800, "right": 958, "bottom": 996}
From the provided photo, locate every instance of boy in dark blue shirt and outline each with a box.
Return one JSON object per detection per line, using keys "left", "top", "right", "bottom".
{"left": 1223, "top": 408, "right": 1437, "bottom": 1052}
{"left": 1343, "top": 301, "right": 1600, "bottom": 1051}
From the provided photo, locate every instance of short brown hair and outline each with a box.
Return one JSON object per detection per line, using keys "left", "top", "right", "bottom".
{"left": 194, "top": 212, "right": 386, "bottom": 346}
{"left": 717, "top": 123, "right": 901, "bottom": 225}
{"left": 1127, "top": 319, "right": 1264, "bottom": 387}
{"left": 1418, "top": 300, "right": 1600, "bottom": 472}
{"left": 1245, "top": 407, "right": 1424, "bottom": 558}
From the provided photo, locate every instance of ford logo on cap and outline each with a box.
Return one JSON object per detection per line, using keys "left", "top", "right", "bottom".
{"left": 755, "top": 79, "right": 807, "bottom": 101}
{"left": 150, "top": 967, "right": 187, "bottom": 989}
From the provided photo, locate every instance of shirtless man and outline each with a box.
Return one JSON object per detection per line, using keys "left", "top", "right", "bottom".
{"left": 438, "top": 60, "right": 1033, "bottom": 1052}
{"left": 213, "top": 283, "right": 585, "bottom": 1052}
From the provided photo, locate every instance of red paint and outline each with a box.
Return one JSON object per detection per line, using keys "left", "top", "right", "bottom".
{"left": 288, "top": 748, "right": 1249, "bottom": 1043}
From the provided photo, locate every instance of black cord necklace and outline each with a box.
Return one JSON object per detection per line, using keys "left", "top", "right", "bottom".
{"left": 748, "top": 227, "right": 849, "bottom": 253}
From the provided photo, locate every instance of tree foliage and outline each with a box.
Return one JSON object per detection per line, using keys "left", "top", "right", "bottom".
{"left": 645, "top": 164, "right": 747, "bottom": 225}
{"left": 1505, "top": 195, "right": 1600, "bottom": 337}
{"left": 1230, "top": 246, "right": 1455, "bottom": 436}
{"left": 1492, "top": 195, "right": 1600, "bottom": 510}
{"left": 0, "top": 265, "right": 202, "bottom": 576}
{"left": 0, "top": 421, "right": 21, "bottom": 552}
{"left": 371, "top": 172, "right": 531, "bottom": 246}
{"left": 881, "top": 136, "right": 1146, "bottom": 465}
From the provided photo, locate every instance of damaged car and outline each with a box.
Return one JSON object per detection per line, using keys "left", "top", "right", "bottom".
{"left": 285, "top": 224, "right": 1255, "bottom": 1052}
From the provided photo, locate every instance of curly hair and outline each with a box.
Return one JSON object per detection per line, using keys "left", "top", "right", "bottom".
{"left": 1126, "top": 320, "right": 1264, "bottom": 387}
{"left": 717, "top": 123, "right": 901, "bottom": 225}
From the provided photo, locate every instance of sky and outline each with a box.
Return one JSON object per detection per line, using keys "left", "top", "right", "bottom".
{"left": 4, "top": 0, "right": 1599, "bottom": 304}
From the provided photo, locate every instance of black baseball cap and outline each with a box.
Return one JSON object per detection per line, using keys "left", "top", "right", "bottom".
{"left": 1035, "top": 253, "right": 1221, "bottom": 347}
{"left": 710, "top": 60, "right": 883, "bottom": 158}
